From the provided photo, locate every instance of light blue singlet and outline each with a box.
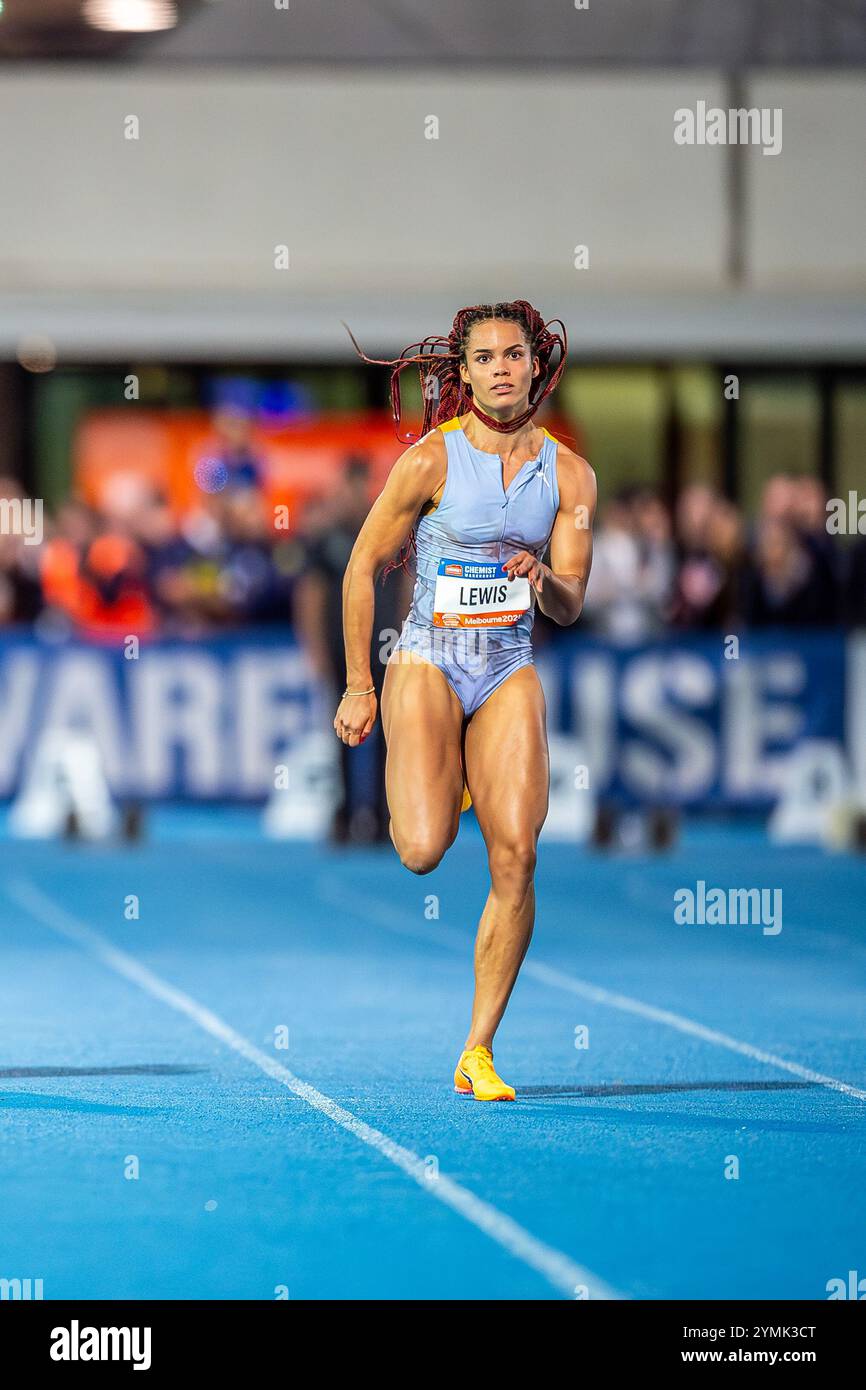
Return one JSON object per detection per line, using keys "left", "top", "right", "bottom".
{"left": 391, "top": 415, "right": 561, "bottom": 716}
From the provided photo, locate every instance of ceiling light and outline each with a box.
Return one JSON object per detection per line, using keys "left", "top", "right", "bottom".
{"left": 82, "top": 0, "right": 178, "bottom": 33}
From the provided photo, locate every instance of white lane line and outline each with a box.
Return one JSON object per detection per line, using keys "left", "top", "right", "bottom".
{"left": 317, "top": 885, "right": 866, "bottom": 1104}
{"left": 7, "top": 877, "right": 624, "bottom": 1303}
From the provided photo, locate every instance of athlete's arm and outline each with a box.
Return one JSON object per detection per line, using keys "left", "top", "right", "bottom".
{"left": 540, "top": 446, "right": 597, "bottom": 624}
{"left": 503, "top": 445, "right": 597, "bottom": 626}
{"left": 333, "top": 433, "right": 444, "bottom": 745}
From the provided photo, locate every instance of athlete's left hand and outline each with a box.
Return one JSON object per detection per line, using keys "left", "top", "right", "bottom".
{"left": 503, "top": 551, "right": 548, "bottom": 593}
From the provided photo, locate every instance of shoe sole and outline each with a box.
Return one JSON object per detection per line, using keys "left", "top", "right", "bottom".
{"left": 454, "top": 1084, "right": 515, "bottom": 1101}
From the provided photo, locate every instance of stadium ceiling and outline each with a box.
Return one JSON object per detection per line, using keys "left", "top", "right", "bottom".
{"left": 1, "top": 0, "right": 865, "bottom": 66}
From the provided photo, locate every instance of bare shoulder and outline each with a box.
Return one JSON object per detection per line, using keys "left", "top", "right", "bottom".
{"left": 389, "top": 426, "right": 447, "bottom": 501}
{"left": 552, "top": 439, "right": 597, "bottom": 510}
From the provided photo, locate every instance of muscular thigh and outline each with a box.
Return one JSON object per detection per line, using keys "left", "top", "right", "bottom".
{"left": 381, "top": 653, "right": 466, "bottom": 846}
{"left": 463, "top": 665, "right": 550, "bottom": 846}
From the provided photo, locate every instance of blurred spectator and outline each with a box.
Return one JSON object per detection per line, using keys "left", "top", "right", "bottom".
{"left": 742, "top": 517, "right": 834, "bottom": 627}
{"left": 845, "top": 534, "right": 866, "bottom": 627}
{"left": 669, "top": 484, "right": 743, "bottom": 630}
{"left": 41, "top": 528, "right": 156, "bottom": 644}
{"left": 195, "top": 407, "right": 264, "bottom": 494}
{"left": 0, "top": 476, "right": 43, "bottom": 622}
{"left": 294, "top": 455, "right": 411, "bottom": 843}
{"left": 581, "top": 488, "right": 674, "bottom": 640}
{"left": 220, "top": 489, "right": 296, "bottom": 624}
{"left": 133, "top": 493, "right": 198, "bottom": 627}
{"left": 759, "top": 473, "right": 798, "bottom": 525}
{"left": 632, "top": 486, "right": 677, "bottom": 624}
{"left": 762, "top": 473, "right": 840, "bottom": 624}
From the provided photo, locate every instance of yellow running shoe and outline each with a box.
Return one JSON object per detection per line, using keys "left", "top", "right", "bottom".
{"left": 453, "top": 1045, "right": 516, "bottom": 1101}
{"left": 461, "top": 783, "right": 472, "bottom": 813}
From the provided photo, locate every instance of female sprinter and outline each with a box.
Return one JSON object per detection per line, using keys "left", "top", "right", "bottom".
{"left": 334, "top": 301, "right": 596, "bottom": 1101}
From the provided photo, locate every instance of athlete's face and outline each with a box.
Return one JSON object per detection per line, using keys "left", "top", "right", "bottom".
{"left": 459, "top": 320, "right": 540, "bottom": 417}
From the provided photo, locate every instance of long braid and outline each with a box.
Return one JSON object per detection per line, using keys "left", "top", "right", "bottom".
{"left": 342, "top": 300, "right": 567, "bottom": 578}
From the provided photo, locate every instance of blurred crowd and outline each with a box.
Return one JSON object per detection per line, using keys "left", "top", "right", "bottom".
{"left": 0, "top": 478, "right": 303, "bottom": 641}
{"left": 579, "top": 474, "right": 865, "bottom": 640}
{"left": 0, "top": 455, "right": 864, "bottom": 647}
{"left": 0, "top": 408, "right": 328, "bottom": 642}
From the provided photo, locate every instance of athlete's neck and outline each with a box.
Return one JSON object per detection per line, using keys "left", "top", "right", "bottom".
{"left": 460, "top": 409, "right": 541, "bottom": 461}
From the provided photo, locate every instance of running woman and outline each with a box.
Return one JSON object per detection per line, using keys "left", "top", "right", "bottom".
{"left": 334, "top": 300, "right": 596, "bottom": 1100}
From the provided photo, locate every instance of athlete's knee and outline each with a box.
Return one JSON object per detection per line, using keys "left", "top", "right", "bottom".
{"left": 488, "top": 837, "right": 538, "bottom": 884}
{"left": 393, "top": 828, "right": 451, "bottom": 875}
{"left": 399, "top": 841, "right": 446, "bottom": 875}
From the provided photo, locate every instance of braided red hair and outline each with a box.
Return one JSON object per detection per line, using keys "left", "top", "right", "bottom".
{"left": 343, "top": 300, "right": 567, "bottom": 578}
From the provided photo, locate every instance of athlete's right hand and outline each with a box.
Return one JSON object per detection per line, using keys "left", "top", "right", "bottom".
{"left": 333, "top": 692, "right": 378, "bottom": 747}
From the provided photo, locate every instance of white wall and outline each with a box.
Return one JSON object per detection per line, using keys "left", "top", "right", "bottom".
{"left": 0, "top": 67, "right": 862, "bottom": 357}
{"left": 747, "top": 76, "right": 866, "bottom": 288}
{"left": 0, "top": 68, "right": 731, "bottom": 291}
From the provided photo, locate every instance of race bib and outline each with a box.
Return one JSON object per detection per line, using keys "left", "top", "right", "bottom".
{"left": 432, "top": 557, "right": 531, "bottom": 628}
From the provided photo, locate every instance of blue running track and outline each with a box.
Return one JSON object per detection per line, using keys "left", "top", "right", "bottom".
{"left": 0, "top": 812, "right": 863, "bottom": 1300}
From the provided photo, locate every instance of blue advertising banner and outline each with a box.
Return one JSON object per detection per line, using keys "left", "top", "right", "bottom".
{"left": 0, "top": 630, "right": 321, "bottom": 802}
{"left": 535, "top": 630, "right": 853, "bottom": 809}
{"left": 0, "top": 628, "right": 862, "bottom": 809}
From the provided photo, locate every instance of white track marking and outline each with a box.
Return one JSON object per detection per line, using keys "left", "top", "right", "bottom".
{"left": 7, "top": 878, "right": 624, "bottom": 1302}
{"left": 317, "top": 885, "right": 866, "bottom": 1104}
